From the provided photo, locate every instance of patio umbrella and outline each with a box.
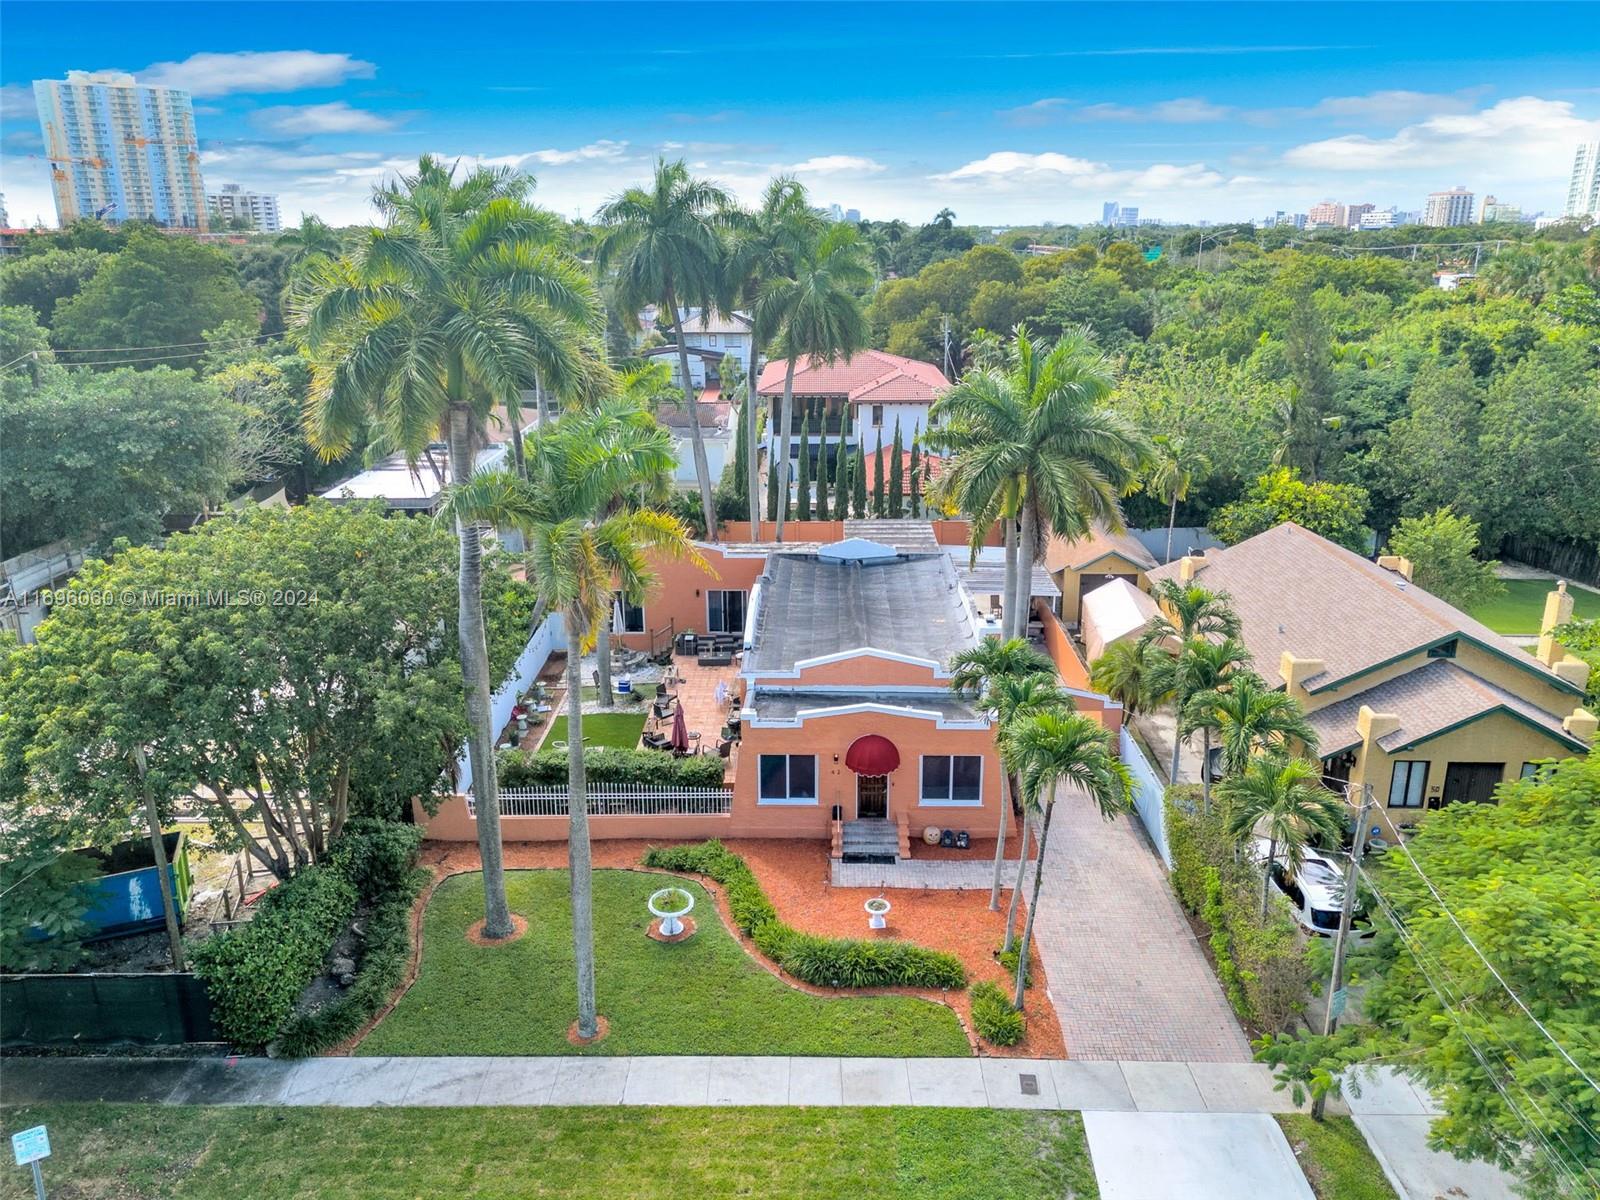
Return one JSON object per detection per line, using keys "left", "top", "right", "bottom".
{"left": 669, "top": 704, "right": 690, "bottom": 753}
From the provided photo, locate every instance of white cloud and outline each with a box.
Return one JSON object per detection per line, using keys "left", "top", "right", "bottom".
{"left": 784, "top": 155, "right": 886, "bottom": 175}
{"left": 525, "top": 140, "right": 630, "bottom": 165}
{"left": 1284, "top": 96, "right": 1600, "bottom": 172}
{"left": 932, "top": 151, "right": 1224, "bottom": 194}
{"left": 998, "top": 97, "right": 1073, "bottom": 127}
{"left": 1302, "top": 89, "right": 1484, "bottom": 123}
{"left": 252, "top": 102, "right": 399, "bottom": 136}
{"left": 1, "top": 82, "right": 36, "bottom": 119}
{"left": 1076, "top": 97, "right": 1234, "bottom": 123}
{"left": 139, "top": 50, "right": 376, "bottom": 97}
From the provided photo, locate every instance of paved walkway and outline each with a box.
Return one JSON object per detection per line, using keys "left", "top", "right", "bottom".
{"left": 2, "top": 1055, "right": 1303, "bottom": 1112}
{"left": 1345, "top": 1067, "right": 1519, "bottom": 1200}
{"left": 830, "top": 857, "right": 1033, "bottom": 889}
{"left": 1029, "top": 783, "right": 1253, "bottom": 1062}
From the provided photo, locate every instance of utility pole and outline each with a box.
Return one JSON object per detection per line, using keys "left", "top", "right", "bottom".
{"left": 1313, "top": 782, "right": 1372, "bottom": 1118}
{"left": 941, "top": 313, "right": 952, "bottom": 380}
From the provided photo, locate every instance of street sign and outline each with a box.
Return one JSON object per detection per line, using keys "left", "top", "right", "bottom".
{"left": 11, "top": 1127, "right": 48, "bottom": 1167}
{"left": 1329, "top": 988, "right": 1349, "bottom": 1019}
{"left": 1143, "top": 246, "right": 1163, "bottom": 261}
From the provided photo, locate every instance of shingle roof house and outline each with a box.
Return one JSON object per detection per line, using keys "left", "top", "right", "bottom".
{"left": 1146, "top": 522, "right": 1595, "bottom": 831}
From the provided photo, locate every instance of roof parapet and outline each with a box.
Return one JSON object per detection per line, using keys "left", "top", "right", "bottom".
{"left": 1376, "top": 554, "right": 1414, "bottom": 582}
{"left": 1357, "top": 704, "right": 1402, "bottom": 746}
{"left": 1177, "top": 553, "right": 1208, "bottom": 583}
{"left": 1280, "top": 651, "right": 1327, "bottom": 694}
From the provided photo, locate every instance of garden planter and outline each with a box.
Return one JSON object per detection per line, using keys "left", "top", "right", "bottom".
{"left": 647, "top": 887, "right": 695, "bottom": 938}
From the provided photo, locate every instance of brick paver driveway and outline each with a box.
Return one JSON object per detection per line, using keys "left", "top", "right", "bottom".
{"left": 1031, "top": 782, "right": 1252, "bottom": 1062}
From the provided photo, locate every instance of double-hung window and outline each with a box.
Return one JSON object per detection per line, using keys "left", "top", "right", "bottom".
{"left": 1388, "top": 760, "right": 1428, "bottom": 808}
{"left": 921, "top": 755, "right": 983, "bottom": 805}
{"left": 758, "top": 755, "right": 817, "bottom": 804}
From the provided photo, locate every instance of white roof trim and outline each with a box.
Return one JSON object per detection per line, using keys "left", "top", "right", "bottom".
{"left": 743, "top": 699, "right": 990, "bottom": 731}
{"left": 742, "top": 645, "right": 952, "bottom": 681}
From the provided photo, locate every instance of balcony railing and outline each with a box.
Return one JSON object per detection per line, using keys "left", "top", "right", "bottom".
{"left": 469, "top": 787, "right": 733, "bottom": 818}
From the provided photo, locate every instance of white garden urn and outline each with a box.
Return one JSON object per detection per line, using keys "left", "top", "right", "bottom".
{"left": 648, "top": 887, "right": 695, "bottom": 937}
{"left": 865, "top": 897, "right": 891, "bottom": 930}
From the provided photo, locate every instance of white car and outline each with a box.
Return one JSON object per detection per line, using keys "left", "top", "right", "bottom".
{"left": 1253, "top": 839, "right": 1375, "bottom": 939}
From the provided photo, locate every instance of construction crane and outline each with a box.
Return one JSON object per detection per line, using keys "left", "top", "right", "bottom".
{"left": 34, "top": 152, "right": 108, "bottom": 182}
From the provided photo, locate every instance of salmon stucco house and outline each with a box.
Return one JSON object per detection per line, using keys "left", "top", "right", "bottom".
{"left": 1146, "top": 523, "right": 1596, "bottom": 837}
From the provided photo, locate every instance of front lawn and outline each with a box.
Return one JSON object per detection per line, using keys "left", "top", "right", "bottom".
{"left": 1469, "top": 579, "right": 1600, "bottom": 634}
{"left": 541, "top": 711, "right": 647, "bottom": 750}
{"left": 358, "top": 870, "right": 970, "bottom": 1057}
{"left": 0, "top": 1104, "right": 1100, "bottom": 1200}
{"left": 1275, "top": 1115, "right": 1399, "bottom": 1200}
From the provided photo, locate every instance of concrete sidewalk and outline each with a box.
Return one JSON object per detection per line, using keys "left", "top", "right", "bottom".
{"left": 1, "top": 1055, "right": 1309, "bottom": 1113}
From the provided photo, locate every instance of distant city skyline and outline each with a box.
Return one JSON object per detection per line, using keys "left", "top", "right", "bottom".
{"left": 2, "top": 1, "right": 1597, "bottom": 229}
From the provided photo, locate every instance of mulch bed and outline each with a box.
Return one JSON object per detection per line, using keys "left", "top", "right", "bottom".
{"left": 466, "top": 914, "right": 529, "bottom": 945}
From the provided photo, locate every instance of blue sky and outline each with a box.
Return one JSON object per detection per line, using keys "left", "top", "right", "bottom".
{"left": 2, "top": 1, "right": 1598, "bottom": 228}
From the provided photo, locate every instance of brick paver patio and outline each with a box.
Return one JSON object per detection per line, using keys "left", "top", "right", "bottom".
{"left": 1030, "top": 782, "right": 1252, "bottom": 1062}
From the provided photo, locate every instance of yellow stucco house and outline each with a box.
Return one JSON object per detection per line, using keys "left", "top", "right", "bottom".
{"left": 1046, "top": 522, "right": 1159, "bottom": 626}
{"left": 1146, "top": 523, "right": 1596, "bottom": 837}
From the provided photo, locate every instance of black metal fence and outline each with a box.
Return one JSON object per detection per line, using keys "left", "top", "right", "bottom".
{"left": 1, "top": 972, "right": 219, "bottom": 1047}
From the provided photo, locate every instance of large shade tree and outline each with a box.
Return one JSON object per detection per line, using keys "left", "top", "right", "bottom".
{"left": 446, "top": 404, "right": 704, "bottom": 1040}
{"left": 928, "top": 326, "right": 1148, "bottom": 640}
{"left": 292, "top": 155, "right": 600, "bottom": 938}
{"left": 596, "top": 159, "right": 737, "bottom": 540}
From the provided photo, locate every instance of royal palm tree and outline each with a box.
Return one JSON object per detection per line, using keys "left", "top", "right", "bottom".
{"left": 596, "top": 159, "right": 737, "bottom": 540}
{"left": 948, "top": 638, "right": 1057, "bottom": 911}
{"left": 1187, "top": 671, "right": 1319, "bottom": 781}
{"left": 725, "top": 177, "right": 822, "bottom": 534}
{"left": 444, "top": 410, "right": 704, "bottom": 1039}
{"left": 1220, "top": 755, "right": 1345, "bottom": 921}
{"left": 927, "top": 327, "right": 1148, "bottom": 641}
{"left": 755, "top": 222, "right": 873, "bottom": 542}
{"left": 1139, "top": 580, "right": 1241, "bottom": 784}
{"left": 1002, "top": 709, "right": 1132, "bottom": 1009}
{"left": 1146, "top": 434, "right": 1210, "bottom": 563}
{"left": 1158, "top": 636, "right": 1251, "bottom": 812}
{"left": 990, "top": 674, "right": 1074, "bottom": 953}
{"left": 294, "top": 156, "right": 599, "bottom": 940}
{"left": 1089, "top": 639, "right": 1160, "bottom": 717}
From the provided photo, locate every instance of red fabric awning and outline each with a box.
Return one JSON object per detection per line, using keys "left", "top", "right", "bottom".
{"left": 844, "top": 734, "right": 900, "bottom": 775}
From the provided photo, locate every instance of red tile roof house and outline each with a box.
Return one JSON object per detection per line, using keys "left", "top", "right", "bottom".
{"left": 423, "top": 529, "right": 1121, "bottom": 862}
{"left": 757, "top": 349, "right": 949, "bottom": 481}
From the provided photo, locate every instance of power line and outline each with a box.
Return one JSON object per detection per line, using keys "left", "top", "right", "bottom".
{"left": 1386, "top": 836, "right": 1600, "bottom": 1096}
{"left": 49, "top": 331, "right": 285, "bottom": 355}
{"left": 1, "top": 334, "right": 290, "bottom": 376}
{"left": 1359, "top": 866, "right": 1600, "bottom": 1193}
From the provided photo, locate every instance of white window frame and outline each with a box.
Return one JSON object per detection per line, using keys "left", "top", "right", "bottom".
{"left": 871, "top": 403, "right": 885, "bottom": 428}
{"left": 706, "top": 589, "right": 748, "bottom": 635}
{"left": 757, "top": 754, "right": 819, "bottom": 805}
{"left": 918, "top": 754, "right": 984, "bottom": 807}
{"left": 1388, "top": 759, "right": 1428, "bottom": 808}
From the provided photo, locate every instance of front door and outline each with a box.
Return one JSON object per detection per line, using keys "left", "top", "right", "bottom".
{"left": 856, "top": 774, "right": 888, "bottom": 820}
{"left": 1442, "top": 761, "right": 1504, "bottom": 806}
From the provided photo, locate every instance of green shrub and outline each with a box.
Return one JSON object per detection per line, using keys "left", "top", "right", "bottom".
{"left": 1165, "top": 788, "right": 1311, "bottom": 1032}
{"left": 327, "top": 819, "right": 424, "bottom": 898}
{"left": 191, "top": 865, "right": 357, "bottom": 1047}
{"left": 500, "top": 747, "right": 725, "bottom": 789}
{"left": 275, "top": 867, "right": 428, "bottom": 1058}
{"left": 970, "top": 981, "right": 1025, "bottom": 1046}
{"left": 997, "top": 945, "right": 1032, "bottom": 988}
{"left": 642, "top": 840, "right": 966, "bottom": 990}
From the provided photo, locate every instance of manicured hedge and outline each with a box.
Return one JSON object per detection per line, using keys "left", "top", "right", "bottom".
{"left": 193, "top": 820, "right": 425, "bottom": 1050}
{"left": 970, "top": 981, "right": 1025, "bottom": 1046}
{"left": 499, "top": 747, "right": 726, "bottom": 790}
{"left": 191, "top": 865, "right": 357, "bottom": 1047}
{"left": 642, "top": 840, "right": 966, "bottom": 991}
{"left": 1165, "top": 786, "right": 1309, "bottom": 1033}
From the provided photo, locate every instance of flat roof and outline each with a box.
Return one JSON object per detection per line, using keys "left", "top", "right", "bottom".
{"left": 750, "top": 689, "right": 986, "bottom": 723}
{"left": 318, "top": 445, "right": 507, "bottom": 510}
{"left": 745, "top": 550, "right": 977, "bottom": 674}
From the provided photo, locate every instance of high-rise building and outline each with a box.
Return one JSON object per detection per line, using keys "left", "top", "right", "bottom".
{"left": 1566, "top": 142, "right": 1599, "bottom": 219}
{"left": 33, "top": 70, "right": 208, "bottom": 230}
{"left": 0, "top": 193, "right": 8, "bottom": 228}
{"left": 1423, "top": 187, "right": 1474, "bottom": 227}
{"left": 1308, "top": 199, "right": 1346, "bottom": 228}
{"left": 1359, "top": 208, "right": 1398, "bottom": 230}
{"left": 1479, "top": 196, "right": 1522, "bottom": 224}
{"left": 844, "top": 208, "right": 861, "bottom": 223}
{"left": 1102, "top": 201, "right": 1119, "bottom": 226}
{"left": 1115, "top": 205, "right": 1139, "bottom": 227}
{"left": 208, "top": 183, "right": 282, "bottom": 232}
{"left": 1344, "top": 203, "right": 1374, "bottom": 228}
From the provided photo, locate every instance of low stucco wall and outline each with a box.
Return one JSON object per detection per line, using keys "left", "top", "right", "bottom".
{"left": 416, "top": 794, "right": 737, "bottom": 843}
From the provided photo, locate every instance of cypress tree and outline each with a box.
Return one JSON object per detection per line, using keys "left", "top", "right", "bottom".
{"left": 871, "top": 433, "right": 887, "bottom": 517}
{"left": 727, "top": 394, "right": 749, "bottom": 511}
{"left": 908, "top": 439, "right": 922, "bottom": 517}
{"left": 834, "top": 406, "right": 852, "bottom": 516}
{"left": 767, "top": 444, "right": 780, "bottom": 522}
{"left": 851, "top": 442, "right": 868, "bottom": 518}
{"left": 888, "top": 419, "right": 904, "bottom": 519}
{"left": 816, "top": 409, "right": 831, "bottom": 521}
{"left": 796, "top": 412, "right": 812, "bottom": 521}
